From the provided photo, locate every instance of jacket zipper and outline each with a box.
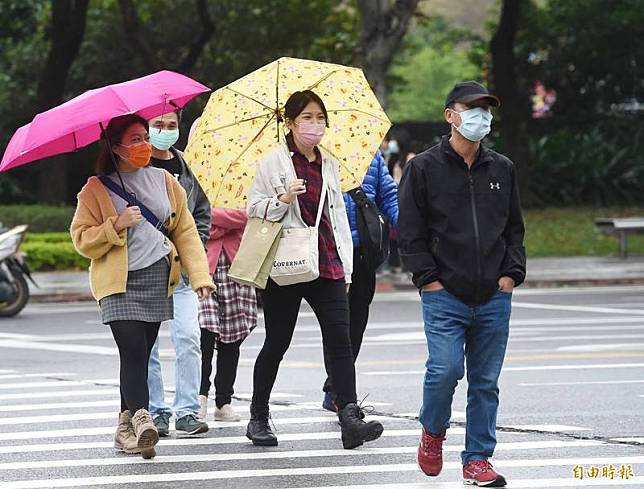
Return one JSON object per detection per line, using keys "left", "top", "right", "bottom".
{"left": 468, "top": 171, "right": 482, "bottom": 303}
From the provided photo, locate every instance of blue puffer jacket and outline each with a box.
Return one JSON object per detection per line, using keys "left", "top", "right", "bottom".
{"left": 344, "top": 151, "right": 399, "bottom": 248}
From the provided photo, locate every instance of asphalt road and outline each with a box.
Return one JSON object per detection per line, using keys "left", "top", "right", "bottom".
{"left": 0, "top": 285, "right": 643, "bottom": 488}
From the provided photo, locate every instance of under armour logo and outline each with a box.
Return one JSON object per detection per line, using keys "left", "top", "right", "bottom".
{"left": 490, "top": 182, "right": 500, "bottom": 190}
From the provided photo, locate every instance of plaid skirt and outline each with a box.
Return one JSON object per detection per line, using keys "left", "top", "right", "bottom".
{"left": 198, "top": 252, "right": 257, "bottom": 344}
{"left": 99, "top": 258, "right": 173, "bottom": 324}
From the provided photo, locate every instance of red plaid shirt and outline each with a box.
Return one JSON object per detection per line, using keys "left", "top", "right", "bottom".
{"left": 287, "top": 134, "right": 345, "bottom": 280}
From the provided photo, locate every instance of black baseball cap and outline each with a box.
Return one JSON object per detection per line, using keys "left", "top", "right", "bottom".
{"left": 445, "top": 81, "right": 500, "bottom": 108}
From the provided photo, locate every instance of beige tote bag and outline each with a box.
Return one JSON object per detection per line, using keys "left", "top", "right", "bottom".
{"left": 228, "top": 202, "right": 282, "bottom": 290}
{"left": 270, "top": 182, "right": 327, "bottom": 286}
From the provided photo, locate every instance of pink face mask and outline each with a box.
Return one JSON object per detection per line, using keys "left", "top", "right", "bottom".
{"left": 294, "top": 121, "right": 325, "bottom": 147}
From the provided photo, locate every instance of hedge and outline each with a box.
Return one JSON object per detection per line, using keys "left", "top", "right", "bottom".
{"left": 22, "top": 241, "right": 89, "bottom": 271}
{"left": 0, "top": 205, "right": 75, "bottom": 233}
{"left": 21, "top": 232, "right": 88, "bottom": 271}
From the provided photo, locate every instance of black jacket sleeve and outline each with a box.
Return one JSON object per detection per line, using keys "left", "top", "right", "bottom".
{"left": 499, "top": 162, "right": 526, "bottom": 286}
{"left": 397, "top": 158, "right": 440, "bottom": 288}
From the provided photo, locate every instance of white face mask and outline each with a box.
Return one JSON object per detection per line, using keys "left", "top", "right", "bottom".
{"left": 450, "top": 107, "right": 493, "bottom": 141}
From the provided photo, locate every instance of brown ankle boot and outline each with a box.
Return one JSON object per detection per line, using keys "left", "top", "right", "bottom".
{"left": 131, "top": 408, "right": 159, "bottom": 459}
{"left": 114, "top": 410, "right": 141, "bottom": 454}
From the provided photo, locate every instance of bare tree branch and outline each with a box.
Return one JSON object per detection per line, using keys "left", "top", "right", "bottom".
{"left": 117, "top": 0, "right": 162, "bottom": 72}
{"left": 175, "top": 0, "right": 215, "bottom": 73}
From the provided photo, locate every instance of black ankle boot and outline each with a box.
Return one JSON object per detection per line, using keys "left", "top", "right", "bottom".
{"left": 246, "top": 405, "right": 277, "bottom": 447}
{"left": 338, "top": 402, "right": 384, "bottom": 449}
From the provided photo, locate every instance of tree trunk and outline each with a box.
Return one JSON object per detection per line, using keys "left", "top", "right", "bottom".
{"left": 118, "top": 0, "right": 215, "bottom": 75}
{"left": 490, "top": 0, "right": 534, "bottom": 205}
{"left": 356, "top": 0, "right": 419, "bottom": 108}
{"left": 36, "top": 0, "right": 89, "bottom": 204}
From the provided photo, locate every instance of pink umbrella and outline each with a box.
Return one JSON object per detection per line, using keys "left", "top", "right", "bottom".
{"left": 0, "top": 70, "right": 210, "bottom": 172}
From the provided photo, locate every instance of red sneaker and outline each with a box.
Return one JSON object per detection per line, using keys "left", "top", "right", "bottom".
{"left": 417, "top": 428, "right": 446, "bottom": 476}
{"left": 463, "top": 459, "right": 507, "bottom": 487}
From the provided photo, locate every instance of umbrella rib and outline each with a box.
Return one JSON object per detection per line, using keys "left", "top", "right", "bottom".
{"left": 327, "top": 108, "right": 391, "bottom": 124}
{"left": 212, "top": 113, "right": 277, "bottom": 203}
{"left": 223, "top": 87, "right": 275, "bottom": 113}
{"left": 201, "top": 114, "right": 273, "bottom": 134}
{"left": 319, "top": 143, "right": 364, "bottom": 187}
{"left": 307, "top": 68, "right": 343, "bottom": 90}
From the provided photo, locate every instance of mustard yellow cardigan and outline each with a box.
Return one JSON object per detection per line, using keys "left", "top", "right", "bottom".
{"left": 70, "top": 171, "right": 215, "bottom": 301}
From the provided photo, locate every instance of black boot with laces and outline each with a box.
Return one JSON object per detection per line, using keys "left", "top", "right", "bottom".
{"left": 338, "top": 402, "right": 384, "bottom": 449}
{"left": 246, "top": 405, "right": 277, "bottom": 446}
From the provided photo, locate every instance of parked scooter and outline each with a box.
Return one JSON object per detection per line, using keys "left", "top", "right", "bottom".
{"left": 0, "top": 224, "right": 36, "bottom": 317}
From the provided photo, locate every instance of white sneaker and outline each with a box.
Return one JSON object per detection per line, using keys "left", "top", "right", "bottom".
{"left": 214, "top": 404, "right": 241, "bottom": 422}
{"left": 198, "top": 395, "right": 208, "bottom": 421}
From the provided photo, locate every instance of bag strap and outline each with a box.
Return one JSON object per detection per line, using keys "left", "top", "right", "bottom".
{"left": 98, "top": 175, "right": 170, "bottom": 238}
{"left": 313, "top": 179, "right": 328, "bottom": 229}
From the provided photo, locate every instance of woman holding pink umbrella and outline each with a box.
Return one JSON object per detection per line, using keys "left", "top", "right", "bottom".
{"left": 70, "top": 114, "right": 214, "bottom": 459}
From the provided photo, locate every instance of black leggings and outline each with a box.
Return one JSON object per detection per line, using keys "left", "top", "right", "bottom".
{"left": 200, "top": 329, "right": 243, "bottom": 408}
{"left": 252, "top": 278, "right": 356, "bottom": 411}
{"left": 109, "top": 321, "right": 161, "bottom": 414}
{"left": 324, "top": 248, "right": 376, "bottom": 394}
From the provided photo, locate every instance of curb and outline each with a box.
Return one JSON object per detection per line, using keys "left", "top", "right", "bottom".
{"left": 375, "top": 277, "right": 644, "bottom": 293}
{"left": 31, "top": 293, "right": 95, "bottom": 303}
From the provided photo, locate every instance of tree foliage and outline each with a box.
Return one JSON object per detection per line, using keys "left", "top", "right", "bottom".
{"left": 387, "top": 17, "right": 479, "bottom": 122}
{"left": 0, "top": 0, "right": 361, "bottom": 203}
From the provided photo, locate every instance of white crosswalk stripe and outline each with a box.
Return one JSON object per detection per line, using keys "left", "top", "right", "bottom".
{"left": 0, "top": 372, "right": 641, "bottom": 489}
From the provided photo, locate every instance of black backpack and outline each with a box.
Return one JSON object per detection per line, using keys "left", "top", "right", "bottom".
{"left": 348, "top": 187, "right": 390, "bottom": 271}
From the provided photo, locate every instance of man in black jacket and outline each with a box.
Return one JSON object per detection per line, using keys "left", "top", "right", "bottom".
{"left": 398, "top": 81, "right": 526, "bottom": 487}
{"left": 146, "top": 110, "right": 211, "bottom": 437}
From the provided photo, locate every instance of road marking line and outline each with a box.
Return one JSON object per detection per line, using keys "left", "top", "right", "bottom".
{"left": 520, "top": 379, "right": 644, "bottom": 387}
{"left": 0, "top": 339, "right": 118, "bottom": 356}
{"left": 366, "top": 332, "right": 644, "bottom": 343}
{"left": 613, "top": 437, "right": 644, "bottom": 443}
{"left": 4, "top": 457, "right": 644, "bottom": 488}
{"left": 0, "top": 400, "right": 306, "bottom": 414}
{"left": 0, "top": 380, "right": 86, "bottom": 390}
{"left": 0, "top": 437, "right": 600, "bottom": 457}
{"left": 289, "top": 477, "right": 644, "bottom": 489}
{"left": 504, "top": 362, "right": 644, "bottom": 371}
{"left": 558, "top": 343, "right": 644, "bottom": 352}
{"left": 0, "top": 415, "right": 405, "bottom": 441}
{"left": 0, "top": 429, "right": 422, "bottom": 454}
{"left": 363, "top": 363, "right": 644, "bottom": 375}
{"left": 512, "top": 301, "right": 644, "bottom": 315}
{"left": 0, "top": 388, "right": 119, "bottom": 401}
{"left": 0, "top": 440, "right": 606, "bottom": 471}
{"left": 0, "top": 373, "right": 76, "bottom": 380}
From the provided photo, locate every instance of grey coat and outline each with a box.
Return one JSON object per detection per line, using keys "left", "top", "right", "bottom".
{"left": 247, "top": 141, "right": 353, "bottom": 282}
{"left": 169, "top": 147, "right": 211, "bottom": 246}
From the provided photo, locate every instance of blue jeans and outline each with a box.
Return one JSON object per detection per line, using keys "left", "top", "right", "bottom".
{"left": 419, "top": 288, "right": 512, "bottom": 464}
{"left": 148, "top": 278, "right": 202, "bottom": 419}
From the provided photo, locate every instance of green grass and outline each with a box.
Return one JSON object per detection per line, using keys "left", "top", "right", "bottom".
{"left": 525, "top": 207, "right": 644, "bottom": 257}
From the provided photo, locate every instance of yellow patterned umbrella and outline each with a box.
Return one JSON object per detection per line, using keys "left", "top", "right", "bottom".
{"left": 184, "top": 57, "right": 391, "bottom": 208}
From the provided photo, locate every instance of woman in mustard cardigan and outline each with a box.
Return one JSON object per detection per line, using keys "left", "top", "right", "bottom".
{"left": 71, "top": 114, "right": 215, "bottom": 459}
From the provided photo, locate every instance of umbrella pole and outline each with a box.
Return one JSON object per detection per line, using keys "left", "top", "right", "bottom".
{"left": 99, "top": 123, "right": 133, "bottom": 206}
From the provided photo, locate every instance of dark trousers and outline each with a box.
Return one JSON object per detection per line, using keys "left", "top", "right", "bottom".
{"left": 109, "top": 321, "right": 161, "bottom": 414}
{"left": 252, "top": 277, "right": 357, "bottom": 410}
{"left": 324, "top": 248, "right": 376, "bottom": 394}
{"left": 200, "top": 329, "right": 243, "bottom": 408}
